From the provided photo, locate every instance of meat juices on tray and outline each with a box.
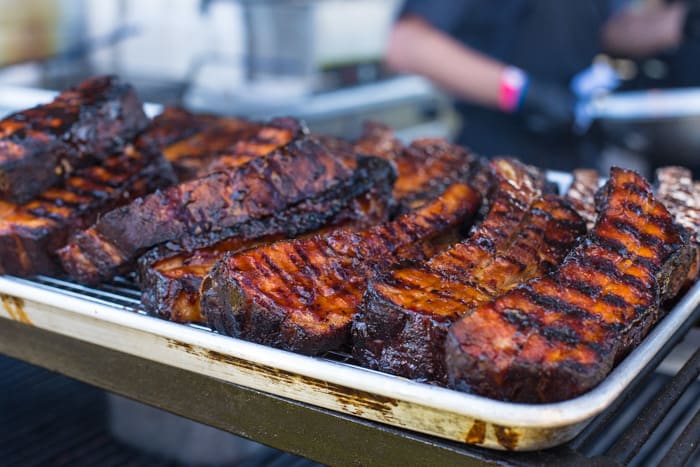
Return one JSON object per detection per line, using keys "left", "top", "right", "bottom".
{"left": 445, "top": 168, "right": 693, "bottom": 403}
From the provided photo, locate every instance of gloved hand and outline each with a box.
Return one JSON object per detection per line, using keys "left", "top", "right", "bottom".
{"left": 683, "top": 0, "right": 700, "bottom": 39}
{"left": 518, "top": 77, "right": 578, "bottom": 135}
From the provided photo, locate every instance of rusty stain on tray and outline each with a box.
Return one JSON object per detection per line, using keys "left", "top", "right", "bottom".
{"left": 494, "top": 424, "right": 520, "bottom": 450}
{"left": 0, "top": 294, "right": 31, "bottom": 324}
{"left": 166, "top": 339, "right": 399, "bottom": 416}
{"left": 465, "top": 420, "right": 486, "bottom": 444}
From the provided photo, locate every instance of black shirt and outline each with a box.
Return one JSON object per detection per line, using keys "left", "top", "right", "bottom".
{"left": 401, "top": 0, "right": 618, "bottom": 170}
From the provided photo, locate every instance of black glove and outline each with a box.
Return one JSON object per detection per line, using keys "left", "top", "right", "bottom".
{"left": 684, "top": 0, "right": 700, "bottom": 39}
{"left": 518, "top": 78, "right": 577, "bottom": 136}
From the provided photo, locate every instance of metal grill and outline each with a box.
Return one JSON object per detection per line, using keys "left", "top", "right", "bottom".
{"left": 4, "top": 274, "right": 700, "bottom": 465}
{"left": 0, "top": 354, "right": 325, "bottom": 467}
{"left": 19, "top": 274, "right": 362, "bottom": 365}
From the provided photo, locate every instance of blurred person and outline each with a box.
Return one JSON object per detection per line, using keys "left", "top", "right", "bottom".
{"left": 385, "top": 0, "right": 700, "bottom": 170}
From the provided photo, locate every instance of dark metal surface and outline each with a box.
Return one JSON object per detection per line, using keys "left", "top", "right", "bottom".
{"left": 0, "top": 354, "right": 323, "bottom": 467}
{"left": 658, "top": 406, "right": 700, "bottom": 467}
{"left": 0, "top": 317, "right": 611, "bottom": 467}
{"left": 604, "top": 346, "right": 700, "bottom": 463}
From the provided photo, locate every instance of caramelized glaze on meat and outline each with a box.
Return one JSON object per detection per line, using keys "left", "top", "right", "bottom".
{"left": 0, "top": 143, "right": 175, "bottom": 276}
{"left": 137, "top": 177, "right": 394, "bottom": 324}
{"left": 200, "top": 182, "right": 482, "bottom": 355}
{"left": 352, "top": 122, "right": 484, "bottom": 210}
{"left": 0, "top": 76, "right": 149, "bottom": 202}
{"left": 445, "top": 167, "right": 693, "bottom": 403}
{"left": 58, "top": 139, "right": 396, "bottom": 284}
{"left": 352, "top": 159, "right": 585, "bottom": 381}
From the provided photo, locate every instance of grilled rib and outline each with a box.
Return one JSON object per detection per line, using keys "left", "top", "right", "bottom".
{"left": 0, "top": 76, "right": 149, "bottom": 203}
{"left": 166, "top": 117, "right": 305, "bottom": 181}
{"left": 445, "top": 167, "right": 693, "bottom": 403}
{"left": 352, "top": 159, "right": 585, "bottom": 381}
{"left": 200, "top": 182, "right": 482, "bottom": 355}
{"left": 58, "top": 139, "right": 395, "bottom": 284}
{"left": 352, "top": 122, "right": 484, "bottom": 210}
{"left": 565, "top": 168, "right": 601, "bottom": 231}
{"left": 136, "top": 107, "right": 221, "bottom": 150}
{"left": 656, "top": 166, "right": 700, "bottom": 285}
{"left": 0, "top": 143, "right": 176, "bottom": 276}
{"left": 137, "top": 174, "right": 394, "bottom": 324}
{"left": 353, "top": 121, "right": 403, "bottom": 161}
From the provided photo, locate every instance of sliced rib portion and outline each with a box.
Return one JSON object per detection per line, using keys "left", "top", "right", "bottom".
{"left": 352, "top": 159, "right": 585, "bottom": 381}
{"left": 200, "top": 182, "right": 482, "bottom": 355}
{"left": 138, "top": 108, "right": 306, "bottom": 182}
{"left": 565, "top": 168, "right": 601, "bottom": 231}
{"left": 58, "top": 139, "right": 395, "bottom": 284}
{"left": 137, "top": 173, "right": 394, "bottom": 324}
{"left": 656, "top": 166, "right": 700, "bottom": 285}
{"left": 136, "top": 107, "right": 221, "bottom": 150}
{"left": 352, "top": 122, "right": 484, "bottom": 210}
{"left": 0, "top": 76, "right": 148, "bottom": 202}
{"left": 391, "top": 139, "right": 485, "bottom": 212}
{"left": 166, "top": 117, "right": 305, "bottom": 180}
{"left": 445, "top": 167, "right": 693, "bottom": 403}
{"left": 0, "top": 143, "right": 175, "bottom": 276}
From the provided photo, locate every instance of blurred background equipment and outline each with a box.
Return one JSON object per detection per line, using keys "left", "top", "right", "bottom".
{"left": 0, "top": 0, "right": 453, "bottom": 141}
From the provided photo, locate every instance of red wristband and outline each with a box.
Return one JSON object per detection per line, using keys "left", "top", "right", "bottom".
{"left": 498, "top": 66, "right": 528, "bottom": 113}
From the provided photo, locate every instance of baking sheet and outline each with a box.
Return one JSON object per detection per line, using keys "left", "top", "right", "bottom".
{"left": 1, "top": 273, "right": 699, "bottom": 451}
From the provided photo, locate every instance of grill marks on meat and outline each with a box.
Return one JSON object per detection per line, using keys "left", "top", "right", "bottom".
{"left": 566, "top": 169, "right": 601, "bottom": 231}
{"left": 445, "top": 167, "right": 693, "bottom": 403}
{"left": 200, "top": 182, "right": 481, "bottom": 355}
{"left": 137, "top": 174, "right": 394, "bottom": 324}
{"left": 391, "top": 140, "right": 483, "bottom": 212}
{"left": 136, "top": 107, "right": 221, "bottom": 149}
{"left": 0, "top": 144, "right": 175, "bottom": 276}
{"left": 656, "top": 166, "right": 700, "bottom": 285}
{"left": 58, "top": 139, "right": 395, "bottom": 284}
{"left": 352, "top": 159, "right": 585, "bottom": 381}
{"left": 0, "top": 76, "right": 149, "bottom": 203}
{"left": 136, "top": 128, "right": 476, "bottom": 325}
{"left": 165, "top": 117, "right": 305, "bottom": 181}
{"left": 352, "top": 122, "right": 483, "bottom": 210}
{"left": 138, "top": 107, "right": 306, "bottom": 182}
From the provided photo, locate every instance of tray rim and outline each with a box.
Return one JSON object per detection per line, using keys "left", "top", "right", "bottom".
{"left": 2, "top": 274, "right": 699, "bottom": 431}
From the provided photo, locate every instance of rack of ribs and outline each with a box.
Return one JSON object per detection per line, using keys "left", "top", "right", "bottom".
{"left": 445, "top": 167, "right": 693, "bottom": 403}
{"left": 0, "top": 76, "right": 149, "bottom": 203}
{"left": 57, "top": 139, "right": 396, "bottom": 284}
{"left": 136, "top": 136, "right": 482, "bottom": 324}
{"left": 137, "top": 168, "right": 395, "bottom": 324}
{"left": 0, "top": 143, "right": 176, "bottom": 276}
{"left": 200, "top": 182, "right": 482, "bottom": 355}
{"left": 351, "top": 159, "right": 585, "bottom": 382}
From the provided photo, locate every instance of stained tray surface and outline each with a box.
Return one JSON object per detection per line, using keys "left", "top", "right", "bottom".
{"left": 1, "top": 272, "right": 699, "bottom": 451}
